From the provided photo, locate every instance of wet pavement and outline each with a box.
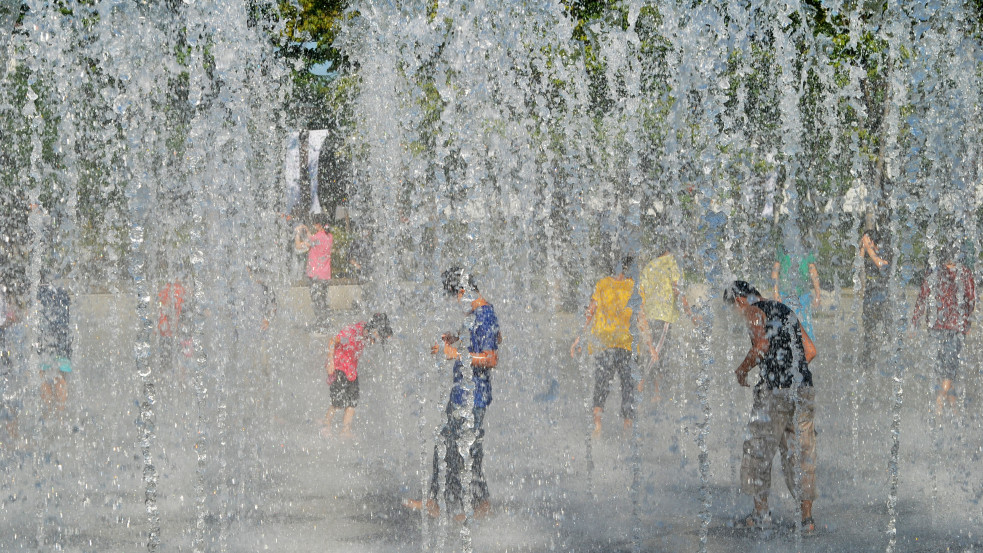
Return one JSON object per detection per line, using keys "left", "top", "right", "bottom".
{"left": 0, "top": 286, "right": 981, "bottom": 552}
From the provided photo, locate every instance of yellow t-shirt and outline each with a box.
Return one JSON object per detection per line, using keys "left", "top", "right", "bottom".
{"left": 638, "top": 254, "right": 682, "bottom": 324}
{"left": 591, "top": 276, "right": 634, "bottom": 351}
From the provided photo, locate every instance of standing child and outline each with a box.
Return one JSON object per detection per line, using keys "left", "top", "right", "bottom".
{"left": 0, "top": 283, "right": 19, "bottom": 444}
{"left": 322, "top": 313, "right": 392, "bottom": 438}
{"left": 38, "top": 275, "right": 72, "bottom": 415}
{"left": 295, "top": 213, "right": 333, "bottom": 332}
{"left": 910, "top": 244, "right": 976, "bottom": 415}
{"left": 405, "top": 267, "right": 502, "bottom": 520}
{"left": 570, "top": 254, "right": 638, "bottom": 437}
{"left": 637, "top": 245, "right": 698, "bottom": 401}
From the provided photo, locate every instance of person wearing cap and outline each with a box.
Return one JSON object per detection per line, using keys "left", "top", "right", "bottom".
{"left": 321, "top": 312, "right": 393, "bottom": 438}
{"left": 570, "top": 254, "right": 637, "bottom": 437}
{"left": 405, "top": 267, "right": 502, "bottom": 520}
{"left": 723, "top": 280, "right": 818, "bottom": 532}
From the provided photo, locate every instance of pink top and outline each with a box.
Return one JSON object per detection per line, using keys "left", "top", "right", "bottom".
{"left": 333, "top": 322, "right": 366, "bottom": 381}
{"left": 306, "top": 229, "right": 332, "bottom": 280}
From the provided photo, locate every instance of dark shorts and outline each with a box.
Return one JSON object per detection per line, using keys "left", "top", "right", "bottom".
{"left": 934, "top": 329, "right": 963, "bottom": 382}
{"left": 330, "top": 375, "right": 359, "bottom": 409}
{"left": 593, "top": 348, "right": 635, "bottom": 421}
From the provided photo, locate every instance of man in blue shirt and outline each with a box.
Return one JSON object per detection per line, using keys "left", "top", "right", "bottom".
{"left": 405, "top": 267, "right": 502, "bottom": 520}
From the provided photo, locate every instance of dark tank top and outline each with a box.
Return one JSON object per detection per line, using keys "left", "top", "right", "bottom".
{"left": 752, "top": 299, "right": 812, "bottom": 389}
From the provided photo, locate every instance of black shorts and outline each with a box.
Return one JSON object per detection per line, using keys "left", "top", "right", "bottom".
{"left": 330, "top": 375, "right": 359, "bottom": 409}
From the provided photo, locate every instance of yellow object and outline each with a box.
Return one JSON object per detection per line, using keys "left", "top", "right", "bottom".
{"left": 590, "top": 276, "right": 634, "bottom": 351}
{"left": 639, "top": 254, "right": 681, "bottom": 324}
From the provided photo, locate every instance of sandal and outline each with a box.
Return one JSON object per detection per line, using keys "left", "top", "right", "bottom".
{"left": 801, "top": 516, "right": 816, "bottom": 533}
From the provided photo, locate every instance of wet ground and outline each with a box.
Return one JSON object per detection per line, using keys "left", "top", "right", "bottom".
{"left": 1, "top": 285, "right": 981, "bottom": 552}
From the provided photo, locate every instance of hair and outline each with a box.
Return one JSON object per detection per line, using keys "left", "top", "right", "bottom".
{"left": 365, "top": 312, "right": 393, "bottom": 341}
{"left": 441, "top": 266, "right": 478, "bottom": 296}
{"left": 651, "top": 235, "right": 671, "bottom": 257}
{"left": 723, "top": 280, "right": 761, "bottom": 305}
{"left": 311, "top": 213, "right": 330, "bottom": 228}
{"left": 608, "top": 251, "right": 633, "bottom": 275}
{"left": 938, "top": 243, "right": 959, "bottom": 263}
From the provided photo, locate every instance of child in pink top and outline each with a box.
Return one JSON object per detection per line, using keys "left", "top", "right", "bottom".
{"left": 323, "top": 313, "right": 393, "bottom": 437}
{"left": 294, "top": 214, "right": 333, "bottom": 332}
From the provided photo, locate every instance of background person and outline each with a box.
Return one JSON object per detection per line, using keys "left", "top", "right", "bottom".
{"left": 910, "top": 244, "right": 976, "bottom": 415}
{"left": 772, "top": 246, "right": 822, "bottom": 338}
{"left": 295, "top": 213, "right": 333, "bottom": 333}
{"left": 637, "top": 244, "right": 698, "bottom": 401}
{"left": 859, "top": 221, "right": 891, "bottom": 370}
{"left": 570, "top": 254, "right": 637, "bottom": 437}
{"left": 38, "top": 272, "right": 72, "bottom": 416}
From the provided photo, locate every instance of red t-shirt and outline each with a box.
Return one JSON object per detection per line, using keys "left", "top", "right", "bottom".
{"left": 913, "top": 264, "right": 976, "bottom": 333}
{"left": 333, "top": 322, "right": 366, "bottom": 381}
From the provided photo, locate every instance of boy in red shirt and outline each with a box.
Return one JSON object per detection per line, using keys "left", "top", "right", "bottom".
{"left": 911, "top": 245, "right": 976, "bottom": 414}
{"left": 322, "top": 313, "right": 392, "bottom": 437}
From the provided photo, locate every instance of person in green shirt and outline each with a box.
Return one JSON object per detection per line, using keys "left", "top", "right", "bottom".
{"left": 772, "top": 247, "right": 821, "bottom": 337}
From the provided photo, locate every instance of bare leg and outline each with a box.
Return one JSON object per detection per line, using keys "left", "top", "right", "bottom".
{"left": 322, "top": 407, "right": 338, "bottom": 437}
{"left": 41, "top": 374, "right": 54, "bottom": 414}
{"left": 801, "top": 499, "right": 813, "bottom": 521}
{"left": 936, "top": 379, "right": 955, "bottom": 415}
{"left": 592, "top": 406, "right": 602, "bottom": 437}
{"left": 340, "top": 407, "right": 355, "bottom": 437}
{"left": 754, "top": 496, "right": 769, "bottom": 517}
{"left": 54, "top": 375, "right": 68, "bottom": 412}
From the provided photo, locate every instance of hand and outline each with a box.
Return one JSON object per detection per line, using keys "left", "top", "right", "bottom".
{"left": 812, "top": 294, "right": 821, "bottom": 309}
{"left": 736, "top": 367, "right": 750, "bottom": 387}
{"left": 443, "top": 342, "right": 459, "bottom": 360}
{"left": 570, "top": 337, "right": 582, "bottom": 359}
{"left": 431, "top": 343, "right": 440, "bottom": 355}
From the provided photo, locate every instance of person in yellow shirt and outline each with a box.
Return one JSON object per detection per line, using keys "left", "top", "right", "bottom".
{"left": 636, "top": 246, "right": 697, "bottom": 401}
{"left": 570, "top": 254, "right": 638, "bottom": 437}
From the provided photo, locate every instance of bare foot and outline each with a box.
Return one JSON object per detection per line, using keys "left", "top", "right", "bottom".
{"left": 403, "top": 498, "right": 439, "bottom": 518}
{"left": 474, "top": 500, "right": 492, "bottom": 519}
{"left": 319, "top": 426, "right": 332, "bottom": 438}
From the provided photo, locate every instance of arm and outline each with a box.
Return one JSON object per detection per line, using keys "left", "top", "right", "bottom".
{"left": 809, "top": 262, "right": 821, "bottom": 307}
{"left": 326, "top": 336, "right": 338, "bottom": 376}
{"left": 673, "top": 282, "right": 699, "bottom": 326}
{"left": 294, "top": 225, "right": 309, "bottom": 250}
{"left": 862, "top": 234, "right": 889, "bottom": 268}
{"left": 637, "top": 304, "right": 657, "bottom": 360}
{"left": 800, "top": 323, "right": 817, "bottom": 363}
{"left": 431, "top": 333, "right": 461, "bottom": 360}
{"left": 911, "top": 277, "right": 930, "bottom": 329}
{"left": 735, "top": 308, "right": 769, "bottom": 387}
{"left": 772, "top": 261, "right": 782, "bottom": 300}
{"left": 964, "top": 269, "right": 976, "bottom": 332}
{"left": 570, "top": 300, "right": 597, "bottom": 358}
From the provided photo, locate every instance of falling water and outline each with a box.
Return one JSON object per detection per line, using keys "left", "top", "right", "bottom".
{"left": 1, "top": 0, "right": 982, "bottom": 551}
